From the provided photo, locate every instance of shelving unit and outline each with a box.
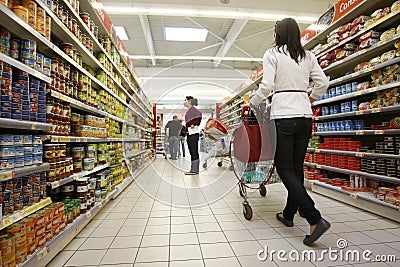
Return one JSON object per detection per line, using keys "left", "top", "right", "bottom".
{"left": 0, "top": 1, "right": 154, "bottom": 266}
{"left": 20, "top": 160, "right": 153, "bottom": 267}
{"left": 300, "top": 0, "right": 400, "bottom": 220}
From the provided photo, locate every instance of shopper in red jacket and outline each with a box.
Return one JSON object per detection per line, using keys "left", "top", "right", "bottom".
{"left": 184, "top": 96, "right": 202, "bottom": 175}
{"left": 251, "top": 18, "right": 330, "bottom": 245}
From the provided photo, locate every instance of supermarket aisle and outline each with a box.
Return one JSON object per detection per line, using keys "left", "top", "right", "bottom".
{"left": 49, "top": 158, "right": 400, "bottom": 267}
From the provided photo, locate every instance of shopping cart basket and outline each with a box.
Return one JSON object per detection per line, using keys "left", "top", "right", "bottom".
{"left": 203, "top": 118, "right": 230, "bottom": 168}
{"left": 230, "top": 104, "right": 279, "bottom": 220}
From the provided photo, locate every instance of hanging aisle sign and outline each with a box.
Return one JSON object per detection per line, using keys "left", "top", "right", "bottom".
{"left": 301, "top": 0, "right": 365, "bottom": 45}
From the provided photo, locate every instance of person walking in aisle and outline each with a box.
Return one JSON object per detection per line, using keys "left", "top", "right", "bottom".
{"left": 184, "top": 96, "right": 202, "bottom": 175}
{"left": 178, "top": 121, "right": 186, "bottom": 158}
{"left": 165, "top": 115, "right": 183, "bottom": 160}
{"left": 250, "top": 18, "right": 330, "bottom": 245}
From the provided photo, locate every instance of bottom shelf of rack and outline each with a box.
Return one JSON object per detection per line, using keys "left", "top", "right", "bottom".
{"left": 305, "top": 180, "right": 400, "bottom": 223}
{"left": 20, "top": 161, "right": 153, "bottom": 267}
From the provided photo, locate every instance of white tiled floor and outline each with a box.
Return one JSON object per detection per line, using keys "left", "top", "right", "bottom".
{"left": 49, "top": 157, "right": 400, "bottom": 267}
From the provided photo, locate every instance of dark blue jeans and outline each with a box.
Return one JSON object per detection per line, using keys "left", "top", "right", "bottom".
{"left": 274, "top": 117, "right": 321, "bottom": 225}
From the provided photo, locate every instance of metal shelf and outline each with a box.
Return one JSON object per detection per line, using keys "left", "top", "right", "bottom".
{"left": 223, "top": 115, "right": 240, "bottom": 124}
{"left": 220, "top": 77, "right": 261, "bottom": 108}
{"left": 49, "top": 90, "right": 135, "bottom": 128}
{"left": 307, "top": 148, "right": 400, "bottom": 160}
{"left": 36, "top": 1, "right": 150, "bottom": 121}
{"left": 43, "top": 135, "right": 144, "bottom": 143}
{"left": 313, "top": 81, "right": 400, "bottom": 106}
{"left": 1, "top": 198, "right": 52, "bottom": 230}
{"left": 126, "top": 150, "right": 150, "bottom": 160}
{"left": 329, "top": 56, "right": 400, "bottom": 87}
{"left": 0, "top": 52, "right": 51, "bottom": 83}
{"left": 78, "top": 0, "right": 152, "bottom": 112}
{"left": 0, "top": 118, "right": 51, "bottom": 131}
{"left": 0, "top": 163, "right": 50, "bottom": 182}
{"left": 220, "top": 107, "right": 241, "bottom": 120}
{"left": 48, "top": 163, "right": 111, "bottom": 189}
{"left": 314, "top": 105, "right": 400, "bottom": 121}
{"left": 307, "top": 180, "right": 400, "bottom": 223}
{"left": 313, "top": 129, "right": 400, "bottom": 136}
{"left": 220, "top": 100, "right": 243, "bottom": 115}
{"left": 304, "top": 162, "right": 400, "bottom": 184}
{"left": 302, "top": 0, "right": 393, "bottom": 50}
{"left": 20, "top": 162, "right": 153, "bottom": 267}
{"left": 315, "top": 11, "right": 400, "bottom": 60}
{"left": 322, "top": 34, "right": 400, "bottom": 74}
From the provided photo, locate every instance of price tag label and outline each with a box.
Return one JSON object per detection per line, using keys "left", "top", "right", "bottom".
{"left": 51, "top": 136, "right": 60, "bottom": 142}
{"left": 98, "top": 202, "right": 103, "bottom": 208}
{"left": 51, "top": 181, "right": 60, "bottom": 189}
{"left": 0, "top": 171, "right": 13, "bottom": 180}
{"left": 37, "top": 246, "right": 50, "bottom": 261}
{"left": 316, "top": 165, "right": 321, "bottom": 169}
{"left": 31, "top": 123, "right": 36, "bottom": 130}
{"left": 371, "top": 108, "right": 381, "bottom": 113}
{"left": 59, "top": 136, "right": 70, "bottom": 143}
{"left": 81, "top": 137, "right": 88, "bottom": 142}
{"left": 355, "top": 153, "right": 364, "bottom": 157}
{"left": 315, "top": 149, "right": 321, "bottom": 153}
{"left": 374, "top": 130, "right": 384, "bottom": 135}
{"left": 86, "top": 211, "right": 92, "bottom": 218}
{"left": 370, "top": 87, "right": 379, "bottom": 92}
{"left": 3, "top": 218, "right": 12, "bottom": 228}
{"left": 356, "top": 111, "right": 364, "bottom": 115}
{"left": 349, "top": 193, "right": 359, "bottom": 200}
{"left": 314, "top": 117, "right": 320, "bottom": 121}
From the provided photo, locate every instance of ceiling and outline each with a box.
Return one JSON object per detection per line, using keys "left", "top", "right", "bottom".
{"left": 100, "top": 0, "right": 335, "bottom": 106}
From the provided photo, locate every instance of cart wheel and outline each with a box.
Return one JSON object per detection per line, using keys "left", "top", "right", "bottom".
{"left": 203, "top": 163, "right": 207, "bottom": 168}
{"left": 259, "top": 184, "right": 267, "bottom": 197}
{"left": 217, "top": 161, "right": 222, "bottom": 167}
{"left": 243, "top": 204, "right": 253, "bottom": 220}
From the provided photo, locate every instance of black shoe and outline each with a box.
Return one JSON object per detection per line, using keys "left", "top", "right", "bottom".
{"left": 276, "top": 212, "right": 293, "bottom": 227}
{"left": 303, "top": 218, "right": 331, "bottom": 246}
{"left": 298, "top": 210, "right": 306, "bottom": 218}
{"left": 184, "top": 171, "right": 198, "bottom": 175}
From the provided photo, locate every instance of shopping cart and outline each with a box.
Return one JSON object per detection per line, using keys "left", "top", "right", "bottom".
{"left": 202, "top": 118, "right": 230, "bottom": 168}
{"left": 230, "top": 104, "right": 279, "bottom": 220}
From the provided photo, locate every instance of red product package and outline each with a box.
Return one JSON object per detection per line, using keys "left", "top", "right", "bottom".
{"left": 350, "top": 24, "right": 364, "bottom": 36}
{"left": 374, "top": 7, "right": 390, "bottom": 20}
{"left": 340, "top": 31, "right": 351, "bottom": 41}
{"left": 343, "top": 43, "right": 357, "bottom": 51}
{"left": 320, "top": 60, "right": 331, "bottom": 68}
{"left": 319, "top": 53, "right": 332, "bottom": 62}
{"left": 354, "top": 62, "right": 369, "bottom": 72}
{"left": 339, "top": 23, "right": 351, "bottom": 35}
{"left": 351, "top": 15, "right": 370, "bottom": 28}
{"left": 359, "top": 31, "right": 381, "bottom": 43}
{"left": 358, "top": 38, "right": 379, "bottom": 50}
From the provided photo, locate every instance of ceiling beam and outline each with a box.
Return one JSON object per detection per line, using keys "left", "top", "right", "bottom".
{"left": 214, "top": 19, "right": 247, "bottom": 67}
{"left": 139, "top": 15, "right": 156, "bottom": 66}
{"left": 129, "top": 55, "right": 262, "bottom": 62}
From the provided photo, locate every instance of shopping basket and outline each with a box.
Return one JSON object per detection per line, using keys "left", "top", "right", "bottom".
{"left": 230, "top": 104, "right": 279, "bottom": 220}
{"left": 203, "top": 118, "right": 230, "bottom": 168}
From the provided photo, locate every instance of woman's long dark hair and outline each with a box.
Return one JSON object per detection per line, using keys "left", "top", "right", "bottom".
{"left": 274, "top": 18, "right": 306, "bottom": 64}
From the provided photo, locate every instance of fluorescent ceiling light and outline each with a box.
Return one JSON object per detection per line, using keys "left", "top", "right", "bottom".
{"left": 103, "top": 6, "right": 318, "bottom": 23}
{"left": 129, "top": 55, "right": 262, "bottom": 62}
{"left": 114, "top": 26, "right": 129, "bottom": 40}
{"left": 165, "top": 27, "right": 208, "bottom": 42}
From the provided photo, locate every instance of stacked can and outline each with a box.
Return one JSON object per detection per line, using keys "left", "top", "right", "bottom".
{"left": 367, "top": 151, "right": 377, "bottom": 174}
{"left": 13, "top": 71, "right": 29, "bottom": 121}
{"left": 36, "top": 7, "right": 46, "bottom": 37}
{"left": 384, "top": 137, "right": 397, "bottom": 177}
{"left": 396, "top": 137, "right": 400, "bottom": 177}
{"left": 10, "top": 38, "right": 20, "bottom": 60}
{"left": 38, "top": 81, "right": 46, "bottom": 123}
{"left": 20, "top": 39, "right": 36, "bottom": 68}
{"left": 29, "top": 78, "right": 39, "bottom": 122}
{"left": 0, "top": 61, "right": 12, "bottom": 119}
{"left": 22, "top": 0, "right": 37, "bottom": 29}
{"left": 0, "top": 27, "right": 11, "bottom": 55}
{"left": 7, "top": 222, "right": 27, "bottom": 264}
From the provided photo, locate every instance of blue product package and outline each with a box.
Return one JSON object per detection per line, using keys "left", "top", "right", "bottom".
{"left": 1, "top": 112, "right": 11, "bottom": 118}
{"left": 38, "top": 95, "right": 45, "bottom": 101}
{"left": 11, "top": 103, "right": 21, "bottom": 110}
{"left": 1, "top": 95, "right": 11, "bottom": 101}
{"left": 352, "top": 100, "right": 359, "bottom": 111}
{"left": 351, "top": 82, "right": 358, "bottom": 92}
{"left": 0, "top": 101, "right": 10, "bottom": 108}
{"left": 323, "top": 123, "right": 328, "bottom": 132}
{"left": 12, "top": 108, "right": 22, "bottom": 115}
{"left": 332, "top": 121, "right": 338, "bottom": 131}
{"left": 346, "top": 84, "right": 352, "bottom": 94}
{"left": 345, "top": 120, "right": 352, "bottom": 131}
{"left": 330, "top": 106, "right": 334, "bottom": 114}
{"left": 22, "top": 110, "right": 29, "bottom": 115}
{"left": 38, "top": 113, "right": 46, "bottom": 119}
{"left": 14, "top": 146, "right": 24, "bottom": 157}
{"left": 1, "top": 106, "right": 11, "bottom": 113}
{"left": 345, "top": 102, "right": 351, "bottom": 112}
{"left": 334, "top": 105, "right": 340, "bottom": 114}
{"left": 22, "top": 105, "right": 30, "bottom": 111}
{"left": 22, "top": 115, "right": 30, "bottom": 121}
{"left": 328, "top": 89, "right": 332, "bottom": 98}
{"left": 38, "top": 118, "right": 46, "bottom": 123}
{"left": 341, "top": 103, "right": 346, "bottom": 113}
{"left": 21, "top": 95, "right": 29, "bottom": 101}
{"left": 356, "top": 120, "right": 364, "bottom": 130}
{"left": 341, "top": 85, "right": 346, "bottom": 95}
{"left": 12, "top": 113, "right": 22, "bottom": 120}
